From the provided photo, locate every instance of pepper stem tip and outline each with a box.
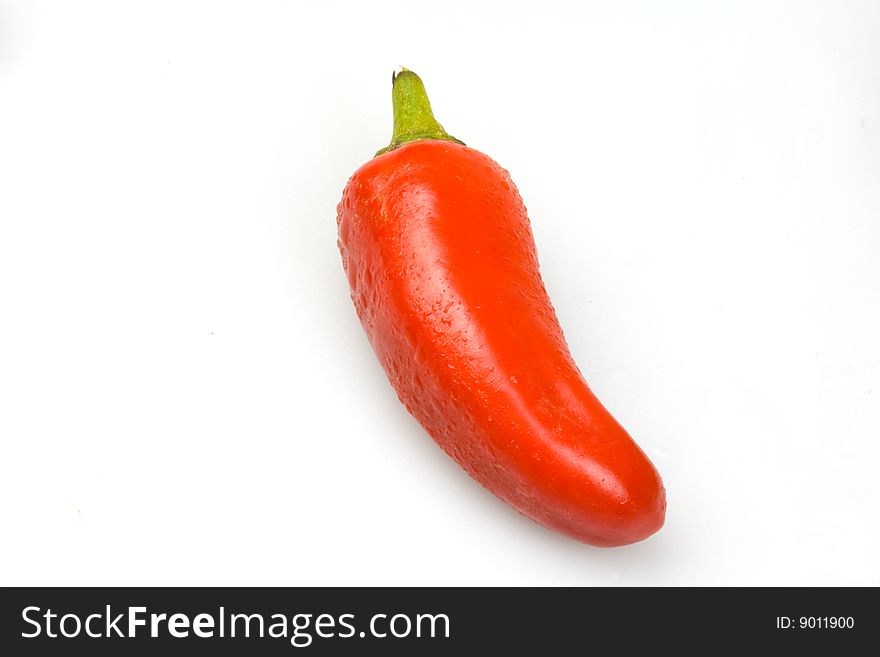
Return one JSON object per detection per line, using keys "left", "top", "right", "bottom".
{"left": 376, "top": 68, "right": 464, "bottom": 156}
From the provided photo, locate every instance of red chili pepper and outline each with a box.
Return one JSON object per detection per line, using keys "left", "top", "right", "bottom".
{"left": 337, "top": 70, "right": 666, "bottom": 546}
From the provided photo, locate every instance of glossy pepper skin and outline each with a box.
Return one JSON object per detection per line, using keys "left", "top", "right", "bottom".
{"left": 337, "top": 70, "right": 665, "bottom": 546}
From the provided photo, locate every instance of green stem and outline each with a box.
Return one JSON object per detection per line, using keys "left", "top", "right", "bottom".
{"left": 375, "top": 68, "right": 464, "bottom": 156}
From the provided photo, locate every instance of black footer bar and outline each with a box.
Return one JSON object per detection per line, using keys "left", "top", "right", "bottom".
{"left": 1, "top": 587, "right": 874, "bottom": 654}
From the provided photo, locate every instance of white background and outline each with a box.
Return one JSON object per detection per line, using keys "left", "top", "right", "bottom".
{"left": 1, "top": 1, "right": 878, "bottom": 586}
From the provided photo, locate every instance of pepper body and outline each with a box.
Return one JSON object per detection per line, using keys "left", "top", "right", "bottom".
{"left": 337, "top": 138, "right": 666, "bottom": 546}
